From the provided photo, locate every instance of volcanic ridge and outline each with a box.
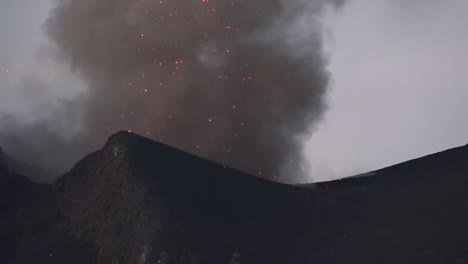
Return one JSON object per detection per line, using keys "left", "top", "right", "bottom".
{"left": 1, "top": 131, "right": 468, "bottom": 264}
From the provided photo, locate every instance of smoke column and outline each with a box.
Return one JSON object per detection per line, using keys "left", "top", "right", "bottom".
{"left": 1, "top": 0, "right": 344, "bottom": 182}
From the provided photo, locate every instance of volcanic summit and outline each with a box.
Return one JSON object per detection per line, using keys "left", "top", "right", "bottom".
{"left": 1, "top": 131, "right": 468, "bottom": 263}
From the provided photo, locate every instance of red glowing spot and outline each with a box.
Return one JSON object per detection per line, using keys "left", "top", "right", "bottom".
{"left": 146, "top": 132, "right": 150, "bottom": 135}
{"left": 240, "top": 123, "right": 245, "bottom": 126}
{"left": 208, "top": 118, "right": 213, "bottom": 122}
{"left": 169, "top": 115, "right": 173, "bottom": 119}
{"left": 196, "top": 145, "right": 200, "bottom": 149}
{"left": 226, "top": 49, "right": 231, "bottom": 53}
{"left": 159, "top": 0, "right": 163, "bottom": 3}
{"left": 5, "top": 69, "right": 9, "bottom": 73}
{"left": 143, "top": 89, "right": 148, "bottom": 93}
{"left": 140, "top": 33, "right": 145, "bottom": 37}
{"left": 128, "top": 130, "right": 132, "bottom": 133}
{"left": 49, "top": 253, "right": 53, "bottom": 257}
{"left": 258, "top": 172, "right": 263, "bottom": 176}
{"left": 232, "top": 105, "right": 237, "bottom": 109}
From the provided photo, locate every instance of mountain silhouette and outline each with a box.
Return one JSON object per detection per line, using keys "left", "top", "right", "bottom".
{"left": 1, "top": 131, "right": 468, "bottom": 263}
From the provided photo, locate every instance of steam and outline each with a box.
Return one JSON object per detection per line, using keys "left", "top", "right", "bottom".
{"left": 0, "top": 0, "right": 344, "bottom": 182}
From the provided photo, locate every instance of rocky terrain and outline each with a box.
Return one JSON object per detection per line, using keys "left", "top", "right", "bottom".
{"left": 1, "top": 131, "right": 468, "bottom": 263}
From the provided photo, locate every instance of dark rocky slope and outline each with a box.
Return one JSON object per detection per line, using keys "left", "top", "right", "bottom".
{"left": 0, "top": 147, "right": 56, "bottom": 260}
{"left": 0, "top": 147, "right": 93, "bottom": 264}
{"left": 1, "top": 132, "right": 468, "bottom": 263}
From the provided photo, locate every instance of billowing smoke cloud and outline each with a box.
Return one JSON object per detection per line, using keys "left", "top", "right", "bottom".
{"left": 1, "top": 0, "right": 343, "bottom": 182}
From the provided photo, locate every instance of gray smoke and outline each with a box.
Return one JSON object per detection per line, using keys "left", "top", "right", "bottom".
{"left": 0, "top": 0, "right": 344, "bottom": 182}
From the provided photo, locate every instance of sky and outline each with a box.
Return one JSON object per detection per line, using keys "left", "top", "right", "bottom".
{"left": 0, "top": 0, "right": 85, "bottom": 129}
{"left": 0, "top": 0, "right": 467, "bottom": 182}
{"left": 305, "top": 0, "right": 468, "bottom": 180}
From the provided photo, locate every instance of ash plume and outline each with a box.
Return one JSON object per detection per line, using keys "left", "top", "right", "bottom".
{"left": 1, "top": 0, "right": 344, "bottom": 182}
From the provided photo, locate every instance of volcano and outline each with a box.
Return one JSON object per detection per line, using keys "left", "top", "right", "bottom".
{"left": 1, "top": 131, "right": 468, "bottom": 263}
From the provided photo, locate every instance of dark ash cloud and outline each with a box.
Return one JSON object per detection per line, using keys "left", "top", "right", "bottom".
{"left": 1, "top": 0, "right": 343, "bottom": 182}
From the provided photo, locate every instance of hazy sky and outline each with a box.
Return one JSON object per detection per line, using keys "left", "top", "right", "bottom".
{"left": 305, "top": 0, "right": 468, "bottom": 180}
{"left": 0, "top": 0, "right": 85, "bottom": 127}
{"left": 1, "top": 0, "right": 467, "bottom": 182}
